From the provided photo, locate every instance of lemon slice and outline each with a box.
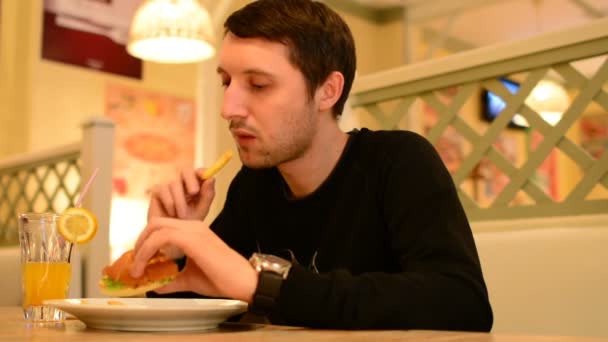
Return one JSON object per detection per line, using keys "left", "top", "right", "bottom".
{"left": 58, "top": 207, "right": 98, "bottom": 243}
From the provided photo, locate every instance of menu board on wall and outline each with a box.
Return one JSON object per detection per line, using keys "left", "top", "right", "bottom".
{"left": 105, "top": 83, "right": 197, "bottom": 199}
{"left": 42, "top": 0, "right": 142, "bottom": 78}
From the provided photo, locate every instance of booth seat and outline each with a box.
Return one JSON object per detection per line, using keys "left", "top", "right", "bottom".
{"left": 0, "top": 246, "right": 21, "bottom": 306}
{"left": 473, "top": 215, "right": 608, "bottom": 337}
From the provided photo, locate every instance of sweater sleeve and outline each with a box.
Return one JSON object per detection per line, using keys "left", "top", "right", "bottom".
{"left": 274, "top": 133, "right": 493, "bottom": 331}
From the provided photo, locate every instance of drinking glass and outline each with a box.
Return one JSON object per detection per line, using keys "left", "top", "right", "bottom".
{"left": 18, "top": 213, "right": 72, "bottom": 322}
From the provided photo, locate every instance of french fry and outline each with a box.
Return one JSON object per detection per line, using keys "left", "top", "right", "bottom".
{"left": 107, "top": 300, "right": 126, "bottom": 306}
{"left": 199, "top": 151, "right": 233, "bottom": 180}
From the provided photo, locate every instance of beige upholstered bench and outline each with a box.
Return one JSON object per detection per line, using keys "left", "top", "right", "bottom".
{"left": 473, "top": 215, "right": 608, "bottom": 337}
{"left": 0, "top": 246, "right": 21, "bottom": 306}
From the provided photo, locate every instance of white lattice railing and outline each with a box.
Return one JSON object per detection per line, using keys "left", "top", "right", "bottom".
{"left": 350, "top": 18, "right": 608, "bottom": 221}
{"left": 0, "top": 117, "right": 115, "bottom": 297}
{"left": 0, "top": 143, "right": 80, "bottom": 245}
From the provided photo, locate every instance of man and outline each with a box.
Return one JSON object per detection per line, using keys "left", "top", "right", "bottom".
{"left": 131, "top": 0, "right": 493, "bottom": 331}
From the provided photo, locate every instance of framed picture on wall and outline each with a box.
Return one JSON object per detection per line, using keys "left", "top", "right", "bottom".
{"left": 41, "top": 0, "right": 142, "bottom": 78}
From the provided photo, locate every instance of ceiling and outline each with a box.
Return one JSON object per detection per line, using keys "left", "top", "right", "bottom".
{"left": 347, "top": 0, "right": 608, "bottom": 49}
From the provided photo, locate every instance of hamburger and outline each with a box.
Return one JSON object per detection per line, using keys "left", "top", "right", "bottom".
{"left": 99, "top": 249, "right": 179, "bottom": 297}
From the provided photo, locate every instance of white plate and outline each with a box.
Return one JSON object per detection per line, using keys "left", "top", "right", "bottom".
{"left": 43, "top": 298, "right": 248, "bottom": 331}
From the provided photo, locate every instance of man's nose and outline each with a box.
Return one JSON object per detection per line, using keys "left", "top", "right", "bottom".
{"left": 221, "top": 84, "right": 248, "bottom": 121}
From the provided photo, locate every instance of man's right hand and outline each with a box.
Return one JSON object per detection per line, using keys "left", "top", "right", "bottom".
{"left": 147, "top": 168, "right": 216, "bottom": 221}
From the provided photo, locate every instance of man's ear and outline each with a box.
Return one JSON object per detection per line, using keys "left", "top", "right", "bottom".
{"left": 316, "top": 71, "right": 344, "bottom": 113}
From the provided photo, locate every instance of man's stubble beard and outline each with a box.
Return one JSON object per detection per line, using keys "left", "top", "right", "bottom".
{"left": 235, "top": 105, "right": 317, "bottom": 170}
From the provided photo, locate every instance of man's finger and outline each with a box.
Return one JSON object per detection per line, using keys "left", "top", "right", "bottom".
{"left": 182, "top": 168, "right": 201, "bottom": 196}
{"left": 157, "top": 186, "right": 177, "bottom": 218}
{"left": 147, "top": 195, "right": 165, "bottom": 221}
{"left": 131, "top": 220, "right": 181, "bottom": 277}
{"left": 169, "top": 180, "right": 188, "bottom": 219}
{"left": 196, "top": 178, "right": 215, "bottom": 218}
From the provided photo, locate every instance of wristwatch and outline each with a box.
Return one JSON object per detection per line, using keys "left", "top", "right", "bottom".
{"left": 249, "top": 253, "right": 292, "bottom": 314}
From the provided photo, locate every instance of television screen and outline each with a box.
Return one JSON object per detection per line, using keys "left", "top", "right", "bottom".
{"left": 482, "top": 78, "right": 528, "bottom": 129}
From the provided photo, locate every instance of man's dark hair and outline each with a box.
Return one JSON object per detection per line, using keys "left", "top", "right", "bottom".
{"left": 224, "top": 0, "right": 356, "bottom": 117}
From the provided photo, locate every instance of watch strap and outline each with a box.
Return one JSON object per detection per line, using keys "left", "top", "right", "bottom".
{"left": 251, "top": 270, "right": 284, "bottom": 315}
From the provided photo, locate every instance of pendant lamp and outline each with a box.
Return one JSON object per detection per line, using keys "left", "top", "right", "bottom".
{"left": 127, "top": 0, "right": 215, "bottom": 64}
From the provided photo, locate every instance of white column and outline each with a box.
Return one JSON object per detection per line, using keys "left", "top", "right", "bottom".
{"left": 80, "top": 116, "right": 115, "bottom": 297}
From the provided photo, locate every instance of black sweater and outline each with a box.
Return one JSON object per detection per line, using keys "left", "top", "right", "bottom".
{"left": 211, "top": 128, "right": 493, "bottom": 331}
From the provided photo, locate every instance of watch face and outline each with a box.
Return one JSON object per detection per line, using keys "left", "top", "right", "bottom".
{"left": 261, "top": 254, "right": 288, "bottom": 266}
{"left": 250, "top": 253, "right": 292, "bottom": 278}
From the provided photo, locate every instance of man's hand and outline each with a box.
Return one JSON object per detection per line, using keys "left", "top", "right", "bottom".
{"left": 130, "top": 217, "right": 258, "bottom": 303}
{"left": 148, "top": 168, "right": 216, "bottom": 221}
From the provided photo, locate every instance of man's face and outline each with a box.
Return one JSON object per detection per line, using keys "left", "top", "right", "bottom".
{"left": 217, "top": 33, "right": 319, "bottom": 169}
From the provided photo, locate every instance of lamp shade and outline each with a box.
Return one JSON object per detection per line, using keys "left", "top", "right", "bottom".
{"left": 127, "top": 0, "right": 215, "bottom": 64}
{"left": 524, "top": 80, "right": 570, "bottom": 126}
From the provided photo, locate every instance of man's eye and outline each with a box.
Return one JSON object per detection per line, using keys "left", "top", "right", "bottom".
{"left": 221, "top": 80, "right": 230, "bottom": 88}
{"left": 251, "top": 83, "right": 269, "bottom": 91}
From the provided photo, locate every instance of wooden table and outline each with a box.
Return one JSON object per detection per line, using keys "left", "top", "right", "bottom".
{"left": 1, "top": 307, "right": 606, "bottom": 341}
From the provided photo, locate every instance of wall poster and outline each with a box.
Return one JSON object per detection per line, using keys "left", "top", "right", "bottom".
{"left": 42, "top": 0, "right": 142, "bottom": 78}
{"left": 105, "top": 83, "right": 197, "bottom": 199}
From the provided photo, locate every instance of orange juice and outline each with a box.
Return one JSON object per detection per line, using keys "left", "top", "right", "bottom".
{"left": 22, "top": 262, "right": 71, "bottom": 308}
